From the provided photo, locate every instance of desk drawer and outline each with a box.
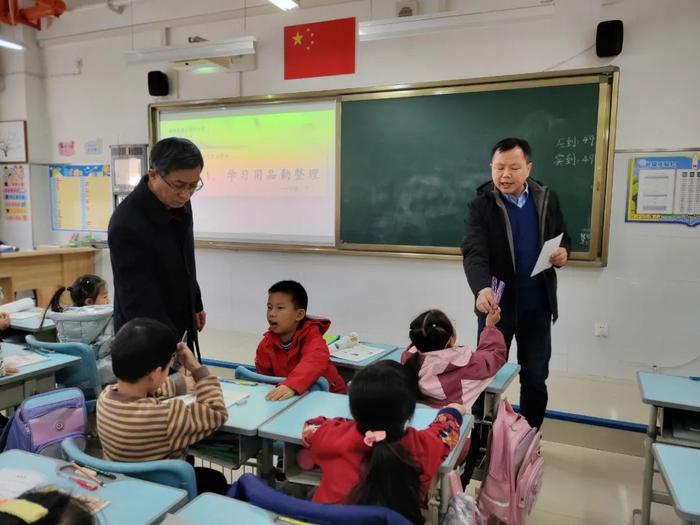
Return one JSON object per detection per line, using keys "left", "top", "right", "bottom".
{"left": 0, "top": 382, "right": 25, "bottom": 411}
{"left": 24, "top": 374, "right": 57, "bottom": 398}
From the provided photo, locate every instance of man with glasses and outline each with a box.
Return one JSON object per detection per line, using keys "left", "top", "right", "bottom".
{"left": 108, "top": 137, "right": 206, "bottom": 358}
{"left": 461, "top": 137, "right": 570, "bottom": 430}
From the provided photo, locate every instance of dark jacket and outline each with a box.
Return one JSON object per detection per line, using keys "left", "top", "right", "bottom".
{"left": 108, "top": 176, "right": 203, "bottom": 345}
{"left": 460, "top": 179, "right": 570, "bottom": 322}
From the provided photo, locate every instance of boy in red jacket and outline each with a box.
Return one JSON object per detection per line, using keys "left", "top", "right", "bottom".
{"left": 256, "top": 280, "right": 346, "bottom": 401}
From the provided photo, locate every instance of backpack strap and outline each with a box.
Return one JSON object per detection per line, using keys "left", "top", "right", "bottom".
{"left": 86, "top": 315, "right": 113, "bottom": 346}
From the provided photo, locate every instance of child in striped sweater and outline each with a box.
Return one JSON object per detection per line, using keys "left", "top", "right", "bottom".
{"left": 96, "top": 317, "right": 229, "bottom": 494}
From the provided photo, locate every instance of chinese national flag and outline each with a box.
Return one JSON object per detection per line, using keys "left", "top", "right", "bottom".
{"left": 284, "top": 17, "right": 356, "bottom": 80}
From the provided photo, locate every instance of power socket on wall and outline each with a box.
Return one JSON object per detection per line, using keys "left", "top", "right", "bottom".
{"left": 594, "top": 322, "right": 609, "bottom": 337}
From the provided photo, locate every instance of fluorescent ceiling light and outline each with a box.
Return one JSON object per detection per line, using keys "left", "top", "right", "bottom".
{"left": 126, "top": 37, "right": 256, "bottom": 65}
{"left": 269, "top": 0, "right": 299, "bottom": 10}
{"left": 359, "top": 2, "right": 556, "bottom": 41}
{"left": 0, "top": 37, "right": 25, "bottom": 51}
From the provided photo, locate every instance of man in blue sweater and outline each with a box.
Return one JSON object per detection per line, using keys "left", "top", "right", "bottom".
{"left": 461, "top": 138, "right": 570, "bottom": 429}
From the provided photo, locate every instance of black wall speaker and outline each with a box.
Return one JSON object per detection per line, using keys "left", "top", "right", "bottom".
{"left": 148, "top": 70, "right": 169, "bottom": 96}
{"left": 596, "top": 20, "right": 623, "bottom": 57}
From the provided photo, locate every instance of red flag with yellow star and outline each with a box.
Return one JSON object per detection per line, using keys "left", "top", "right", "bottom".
{"left": 284, "top": 17, "right": 356, "bottom": 80}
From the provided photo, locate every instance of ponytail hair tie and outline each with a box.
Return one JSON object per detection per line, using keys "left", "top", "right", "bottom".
{"left": 0, "top": 499, "right": 49, "bottom": 523}
{"left": 363, "top": 430, "right": 387, "bottom": 447}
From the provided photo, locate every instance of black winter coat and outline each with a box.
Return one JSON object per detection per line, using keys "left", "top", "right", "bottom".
{"left": 108, "top": 176, "right": 203, "bottom": 344}
{"left": 460, "top": 179, "right": 570, "bottom": 323}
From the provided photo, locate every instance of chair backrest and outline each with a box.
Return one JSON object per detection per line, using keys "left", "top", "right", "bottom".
{"left": 61, "top": 437, "right": 198, "bottom": 501}
{"left": 228, "top": 474, "right": 411, "bottom": 525}
{"left": 235, "top": 366, "right": 329, "bottom": 392}
{"left": 25, "top": 335, "right": 101, "bottom": 403}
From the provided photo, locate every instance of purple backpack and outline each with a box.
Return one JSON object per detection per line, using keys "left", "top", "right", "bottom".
{"left": 1, "top": 388, "right": 87, "bottom": 457}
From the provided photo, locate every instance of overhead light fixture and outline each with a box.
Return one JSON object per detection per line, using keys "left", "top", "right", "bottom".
{"left": 268, "top": 0, "right": 299, "bottom": 10}
{"left": 359, "top": 1, "right": 556, "bottom": 41}
{"left": 125, "top": 36, "right": 256, "bottom": 66}
{"left": 0, "top": 37, "right": 25, "bottom": 51}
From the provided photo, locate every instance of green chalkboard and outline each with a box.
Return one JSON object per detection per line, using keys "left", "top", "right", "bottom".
{"left": 340, "top": 78, "right": 613, "bottom": 257}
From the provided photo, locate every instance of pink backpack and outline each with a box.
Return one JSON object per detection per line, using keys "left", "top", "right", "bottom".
{"left": 477, "top": 399, "right": 543, "bottom": 524}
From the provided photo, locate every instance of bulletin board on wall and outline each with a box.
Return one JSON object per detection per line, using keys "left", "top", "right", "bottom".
{"left": 49, "top": 164, "right": 113, "bottom": 232}
{"left": 626, "top": 151, "right": 700, "bottom": 226}
{"left": 149, "top": 66, "right": 619, "bottom": 265}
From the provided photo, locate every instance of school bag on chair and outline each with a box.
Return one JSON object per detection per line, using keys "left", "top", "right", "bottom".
{"left": 477, "top": 398, "right": 543, "bottom": 525}
{"left": 0, "top": 388, "right": 87, "bottom": 458}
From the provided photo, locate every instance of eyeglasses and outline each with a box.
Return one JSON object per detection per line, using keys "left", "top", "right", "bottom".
{"left": 158, "top": 173, "right": 204, "bottom": 195}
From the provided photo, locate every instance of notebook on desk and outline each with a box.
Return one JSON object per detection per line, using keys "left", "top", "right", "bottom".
{"left": 330, "top": 343, "right": 390, "bottom": 363}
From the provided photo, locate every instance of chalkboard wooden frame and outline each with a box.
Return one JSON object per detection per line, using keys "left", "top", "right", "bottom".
{"left": 148, "top": 66, "right": 618, "bottom": 266}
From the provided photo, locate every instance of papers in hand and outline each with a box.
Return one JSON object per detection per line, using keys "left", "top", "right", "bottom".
{"left": 530, "top": 233, "right": 564, "bottom": 277}
{"left": 167, "top": 391, "right": 249, "bottom": 407}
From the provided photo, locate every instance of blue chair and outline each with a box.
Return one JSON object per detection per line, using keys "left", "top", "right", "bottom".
{"left": 61, "top": 437, "right": 198, "bottom": 501}
{"left": 25, "top": 335, "right": 100, "bottom": 413}
{"left": 228, "top": 473, "right": 411, "bottom": 525}
{"left": 234, "top": 366, "right": 330, "bottom": 392}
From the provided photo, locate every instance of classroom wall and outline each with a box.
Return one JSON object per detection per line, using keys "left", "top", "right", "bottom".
{"left": 2, "top": 0, "right": 699, "bottom": 380}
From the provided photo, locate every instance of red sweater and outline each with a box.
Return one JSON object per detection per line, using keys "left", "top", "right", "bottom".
{"left": 302, "top": 408, "right": 462, "bottom": 505}
{"left": 255, "top": 317, "right": 346, "bottom": 394}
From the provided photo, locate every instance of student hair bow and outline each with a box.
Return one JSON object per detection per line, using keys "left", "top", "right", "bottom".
{"left": 363, "top": 430, "right": 387, "bottom": 447}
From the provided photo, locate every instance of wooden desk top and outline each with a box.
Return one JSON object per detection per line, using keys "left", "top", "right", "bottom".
{"left": 0, "top": 247, "right": 96, "bottom": 259}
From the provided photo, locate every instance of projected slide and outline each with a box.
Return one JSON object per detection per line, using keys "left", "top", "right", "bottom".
{"left": 159, "top": 101, "right": 336, "bottom": 245}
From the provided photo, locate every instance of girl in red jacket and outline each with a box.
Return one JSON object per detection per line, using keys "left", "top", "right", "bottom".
{"left": 255, "top": 280, "right": 345, "bottom": 400}
{"left": 301, "top": 360, "right": 464, "bottom": 525}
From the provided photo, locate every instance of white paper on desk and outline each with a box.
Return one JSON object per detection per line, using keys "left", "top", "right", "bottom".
{"left": 223, "top": 391, "right": 249, "bottom": 407}
{"left": 167, "top": 392, "right": 248, "bottom": 407}
{"left": 0, "top": 468, "right": 47, "bottom": 499}
{"left": 530, "top": 233, "right": 564, "bottom": 277}
{"left": 4, "top": 351, "right": 49, "bottom": 368}
{"left": 331, "top": 343, "right": 387, "bottom": 363}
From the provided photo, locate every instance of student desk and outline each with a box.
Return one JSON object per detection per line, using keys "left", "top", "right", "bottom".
{"left": 175, "top": 493, "right": 277, "bottom": 524}
{"left": 190, "top": 379, "right": 299, "bottom": 478}
{"left": 636, "top": 372, "right": 700, "bottom": 525}
{"left": 0, "top": 342, "right": 79, "bottom": 411}
{"left": 0, "top": 248, "right": 96, "bottom": 307}
{"left": 652, "top": 444, "right": 700, "bottom": 524}
{"left": 0, "top": 450, "right": 187, "bottom": 524}
{"left": 330, "top": 342, "right": 398, "bottom": 371}
{"left": 258, "top": 390, "right": 473, "bottom": 522}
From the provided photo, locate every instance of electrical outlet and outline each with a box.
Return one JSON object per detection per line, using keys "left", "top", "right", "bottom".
{"left": 594, "top": 322, "right": 608, "bottom": 337}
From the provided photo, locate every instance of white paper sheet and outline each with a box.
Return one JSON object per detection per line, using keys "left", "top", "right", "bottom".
{"left": 167, "top": 391, "right": 249, "bottom": 407}
{"left": 10, "top": 311, "right": 40, "bottom": 320}
{"left": 638, "top": 168, "right": 676, "bottom": 214}
{"left": 0, "top": 298, "right": 35, "bottom": 314}
{"left": 330, "top": 343, "right": 387, "bottom": 363}
{"left": 530, "top": 233, "right": 564, "bottom": 277}
{"left": 0, "top": 468, "right": 47, "bottom": 499}
{"left": 3, "top": 350, "right": 49, "bottom": 368}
